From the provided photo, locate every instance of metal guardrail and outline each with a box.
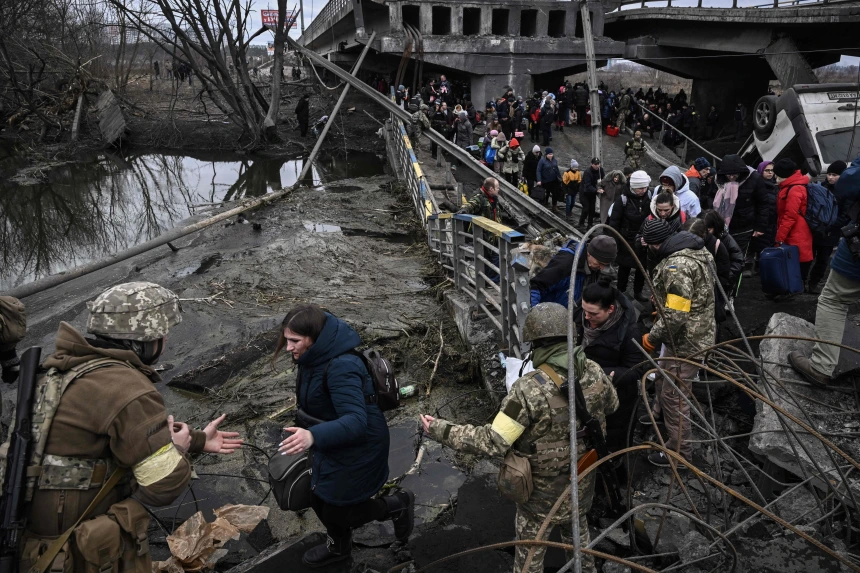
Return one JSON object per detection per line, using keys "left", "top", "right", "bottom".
{"left": 387, "top": 116, "right": 437, "bottom": 224}
{"left": 298, "top": 0, "right": 349, "bottom": 46}
{"left": 427, "top": 214, "right": 530, "bottom": 357}
{"left": 384, "top": 113, "right": 531, "bottom": 357}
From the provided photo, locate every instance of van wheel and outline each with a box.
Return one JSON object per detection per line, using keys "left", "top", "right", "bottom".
{"left": 753, "top": 95, "right": 777, "bottom": 138}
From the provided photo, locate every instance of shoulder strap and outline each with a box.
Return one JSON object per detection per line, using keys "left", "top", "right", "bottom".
{"left": 28, "top": 468, "right": 128, "bottom": 573}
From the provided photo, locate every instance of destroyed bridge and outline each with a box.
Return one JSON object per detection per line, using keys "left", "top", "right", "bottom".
{"left": 297, "top": 0, "right": 860, "bottom": 124}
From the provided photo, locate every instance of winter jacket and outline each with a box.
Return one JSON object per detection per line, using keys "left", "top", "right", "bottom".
{"left": 582, "top": 166, "right": 605, "bottom": 196}
{"left": 717, "top": 231, "right": 745, "bottom": 288}
{"left": 649, "top": 232, "right": 717, "bottom": 357}
{"left": 636, "top": 193, "right": 687, "bottom": 272}
{"left": 831, "top": 157, "right": 860, "bottom": 282}
{"left": 656, "top": 166, "right": 700, "bottom": 218}
{"left": 563, "top": 169, "right": 582, "bottom": 197}
{"left": 498, "top": 144, "right": 525, "bottom": 174}
{"left": 523, "top": 151, "right": 542, "bottom": 180}
{"left": 491, "top": 138, "right": 506, "bottom": 171}
{"left": 717, "top": 154, "right": 772, "bottom": 234}
{"left": 775, "top": 170, "right": 813, "bottom": 262}
{"left": 574, "top": 86, "right": 588, "bottom": 107}
{"left": 574, "top": 292, "right": 643, "bottom": 390}
{"left": 759, "top": 176, "right": 779, "bottom": 244}
{"left": 609, "top": 187, "right": 652, "bottom": 268}
{"left": 530, "top": 240, "right": 606, "bottom": 308}
{"left": 297, "top": 313, "right": 389, "bottom": 506}
{"left": 536, "top": 156, "right": 561, "bottom": 185}
{"left": 703, "top": 233, "right": 731, "bottom": 293}
{"left": 26, "top": 322, "right": 195, "bottom": 539}
{"left": 600, "top": 170, "right": 628, "bottom": 209}
{"left": 453, "top": 118, "right": 473, "bottom": 148}
{"left": 295, "top": 98, "right": 309, "bottom": 121}
{"left": 685, "top": 166, "right": 703, "bottom": 197}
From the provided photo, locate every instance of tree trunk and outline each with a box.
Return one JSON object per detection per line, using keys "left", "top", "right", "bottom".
{"left": 263, "top": 0, "right": 288, "bottom": 140}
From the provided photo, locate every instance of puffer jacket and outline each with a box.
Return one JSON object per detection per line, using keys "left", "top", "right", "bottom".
{"left": 498, "top": 143, "right": 525, "bottom": 174}
{"left": 649, "top": 232, "right": 717, "bottom": 357}
{"left": 530, "top": 239, "right": 608, "bottom": 308}
{"left": 609, "top": 187, "right": 652, "bottom": 268}
{"left": 536, "top": 156, "right": 561, "bottom": 185}
{"left": 656, "top": 165, "right": 700, "bottom": 218}
{"left": 296, "top": 313, "right": 389, "bottom": 506}
{"left": 453, "top": 118, "right": 473, "bottom": 148}
{"left": 775, "top": 170, "right": 813, "bottom": 262}
{"left": 716, "top": 154, "right": 772, "bottom": 234}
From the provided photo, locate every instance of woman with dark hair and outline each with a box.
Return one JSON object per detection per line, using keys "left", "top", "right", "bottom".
{"left": 274, "top": 304, "right": 414, "bottom": 567}
{"left": 574, "top": 278, "right": 642, "bottom": 454}
{"left": 701, "top": 209, "right": 745, "bottom": 294}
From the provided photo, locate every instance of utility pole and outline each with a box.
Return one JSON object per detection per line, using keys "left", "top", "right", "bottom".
{"left": 299, "top": 0, "right": 305, "bottom": 33}
{"left": 580, "top": 2, "right": 601, "bottom": 164}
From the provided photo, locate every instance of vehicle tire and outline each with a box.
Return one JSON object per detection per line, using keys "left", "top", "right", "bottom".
{"left": 753, "top": 95, "right": 777, "bottom": 138}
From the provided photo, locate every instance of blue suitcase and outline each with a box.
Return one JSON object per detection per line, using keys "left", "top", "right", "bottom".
{"left": 759, "top": 245, "right": 804, "bottom": 296}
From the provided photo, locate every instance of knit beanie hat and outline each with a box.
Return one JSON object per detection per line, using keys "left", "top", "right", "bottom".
{"left": 570, "top": 159, "right": 579, "bottom": 170}
{"left": 545, "top": 147, "right": 554, "bottom": 155}
{"left": 510, "top": 138, "right": 520, "bottom": 148}
{"left": 629, "top": 170, "right": 651, "bottom": 188}
{"left": 533, "top": 145, "right": 541, "bottom": 153}
{"left": 496, "top": 132, "right": 507, "bottom": 141}
{"left": 642, "top": 218, "right": 673, "bottom": 245}
{"left": 694, "top": 157, "right": 711, "bottom": 172}
{"left": 490, "top": 130, "right": 499, "bottom": 136}
{"left": 828, "top": 160, "right": 847, "bottom": 176}
{"left": 586, "top": 235, "right": 618, "bottom": 264}
{"left": 773, "top": 158, "right": 797, "bottom": 178}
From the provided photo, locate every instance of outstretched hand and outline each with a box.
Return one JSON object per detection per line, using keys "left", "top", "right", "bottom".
{"left": 202, "top": 414, "right": 244, "bottom": 454}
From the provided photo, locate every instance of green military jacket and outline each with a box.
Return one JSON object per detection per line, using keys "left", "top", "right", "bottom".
{"left": 625, "top": 138, "right": 645, "bottom": 159}
{"left": 649, "top": 246, "right": 716, "bottom": 357}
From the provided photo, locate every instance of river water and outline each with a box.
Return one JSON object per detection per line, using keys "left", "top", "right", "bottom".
{"left": 0, "top": 147, "right": 386, "bottom": 289}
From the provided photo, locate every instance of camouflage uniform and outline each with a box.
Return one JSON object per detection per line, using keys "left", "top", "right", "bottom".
{"left": 625, "top": 137, "right": 645, "bottom": 170}
{"left": 13, "top": 282, "right": 204, "bottom": 573}
{"left": 460, "top": 188, "right": 500, "bottom": 224}
{"left": 409, "top": 104, "right": 431, "bottom": 155}
{"left": 648, "top": 244, "right": 715, "bottom": 461}
{"left": 616, "top": 93, "right": 632, "bottom": 131}
{"left": 0, "top": 295, "right": 26, "bottom": 383}
{"left": 427, "top": 349, "right": 618, "bottom": 573}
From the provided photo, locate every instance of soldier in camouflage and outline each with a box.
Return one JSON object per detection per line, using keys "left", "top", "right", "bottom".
{"left": 624, "top": 131, "right": 646, "bottom": 170}
{"left": 15, "top": 282, "right": 242, "bottom": 573}
{"left": 421, "top": 303, "right": 618, "bottom": 573}
{"left": 457, "top": 176, "right": 501, "bottom": 223}
{"left": 0, "top": 295, "right": 26, "bottom": 383}
{"left": 616, "top": 90, "right": 633, "bottom": 132}
{"left": 640, "top": 219, "right": 716, "bottom": 467}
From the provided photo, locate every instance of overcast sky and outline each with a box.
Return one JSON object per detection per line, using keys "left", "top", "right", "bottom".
{"left": 246, "top": 0, "right": 859, "bottom": 66}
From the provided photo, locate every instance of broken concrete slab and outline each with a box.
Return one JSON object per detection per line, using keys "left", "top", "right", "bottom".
{"left": 95, "top": 90, "right": 127, "bottom": 146}
{"left": 749, "top": 313, "right": 860, "bottom": 508}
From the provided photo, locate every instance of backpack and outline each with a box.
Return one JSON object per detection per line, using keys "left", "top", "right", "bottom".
{"left": 804, "top": 182, "right": 838, "bottom": 235}
{"left": 484, "top": 145, "right": 497, "bottom": 166}
{"left": 323, "top": 349, "right": 401, "bottom": 411}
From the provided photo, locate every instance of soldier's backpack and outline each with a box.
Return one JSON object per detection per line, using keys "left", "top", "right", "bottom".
{"left": 804, "top": 182, "right": 838, "bottom": 236}
{"left": 323, "top": 349, "right": 401, "bottom": 411}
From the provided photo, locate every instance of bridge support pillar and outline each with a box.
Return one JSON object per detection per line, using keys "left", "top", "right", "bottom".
{"left": 420, "top": 4, "right": 432, "bottom": 36}
{"left": 691, "top": 75, "right": 769, "bottom": 139}
{"left": 472, "top": 74, "right": 533, "bottom": 111}
{"left": 764, "top": 36, "right": 818, "bottom": 88}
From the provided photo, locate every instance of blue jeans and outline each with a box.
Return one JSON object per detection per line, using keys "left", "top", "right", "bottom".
{"left": 566, "top": 192, "right": 578, "bottom": 217}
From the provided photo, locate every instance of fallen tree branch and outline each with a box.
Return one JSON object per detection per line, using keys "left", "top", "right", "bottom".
{"left": 425, "top": 321, "right": 444, "bottom": 396}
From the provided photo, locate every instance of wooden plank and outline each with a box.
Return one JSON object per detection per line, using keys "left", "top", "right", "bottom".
{"left": 95, "top": 90, "right": 127, "bottom": 146}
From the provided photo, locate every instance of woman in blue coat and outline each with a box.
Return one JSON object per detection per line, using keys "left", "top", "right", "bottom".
{"left": 275, "top": 304, "right": 414, "bottom": 567}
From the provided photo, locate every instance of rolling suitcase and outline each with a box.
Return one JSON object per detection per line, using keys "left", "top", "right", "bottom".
{"left": 759, "top": 244, "right": 804, "bottom": 296}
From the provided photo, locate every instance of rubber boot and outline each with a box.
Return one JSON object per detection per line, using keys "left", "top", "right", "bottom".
{"left": 383, "top": 490, "right": 415, "bottom": 541}
{"left": 302, "top": 533, "right": 352, "bottom": 568}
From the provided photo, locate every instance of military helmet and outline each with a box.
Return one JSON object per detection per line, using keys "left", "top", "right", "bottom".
{"left": 87, "top": 282, "right": 181, "bottom": 342}
{"left": 522, "top": 303, "right": 568, "bottom": 343}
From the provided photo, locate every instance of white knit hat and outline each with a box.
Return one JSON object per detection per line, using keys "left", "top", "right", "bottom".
{"left": 533, "top": 145, "right": 540, "bottom": 153}
{"left": 629, "top": 170, "right": 651, "bottom": 188}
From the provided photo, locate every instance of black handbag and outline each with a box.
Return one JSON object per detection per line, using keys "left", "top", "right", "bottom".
{"left": 268, "top": 449, "right": 313, "bottom": 511}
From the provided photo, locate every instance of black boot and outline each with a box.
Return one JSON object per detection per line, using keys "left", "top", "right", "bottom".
{"left": 383, "top": 490, "right": 415, "bottom": 541}
{"left": 302, "top": 534, "right": 352, "bottom": 568}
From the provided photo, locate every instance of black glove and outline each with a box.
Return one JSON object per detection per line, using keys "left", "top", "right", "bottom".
{"left": 1, "top": 347, "right": 19, "bottom": 383}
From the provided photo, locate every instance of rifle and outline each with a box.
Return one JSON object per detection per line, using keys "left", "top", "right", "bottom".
{"left": 0, "top": 347, "right": 42, "bottom": 573}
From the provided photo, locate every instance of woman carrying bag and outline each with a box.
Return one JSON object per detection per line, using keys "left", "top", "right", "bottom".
{"left": 274, "top": 304, "right": 414, "bottom": 567}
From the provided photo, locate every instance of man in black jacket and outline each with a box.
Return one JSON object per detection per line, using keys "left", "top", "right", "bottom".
{"left": 575, "top": 279, "right": 643, "bottom": 454}
{"left": 580, "top": 158, "right": 605, "bottom": 229}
